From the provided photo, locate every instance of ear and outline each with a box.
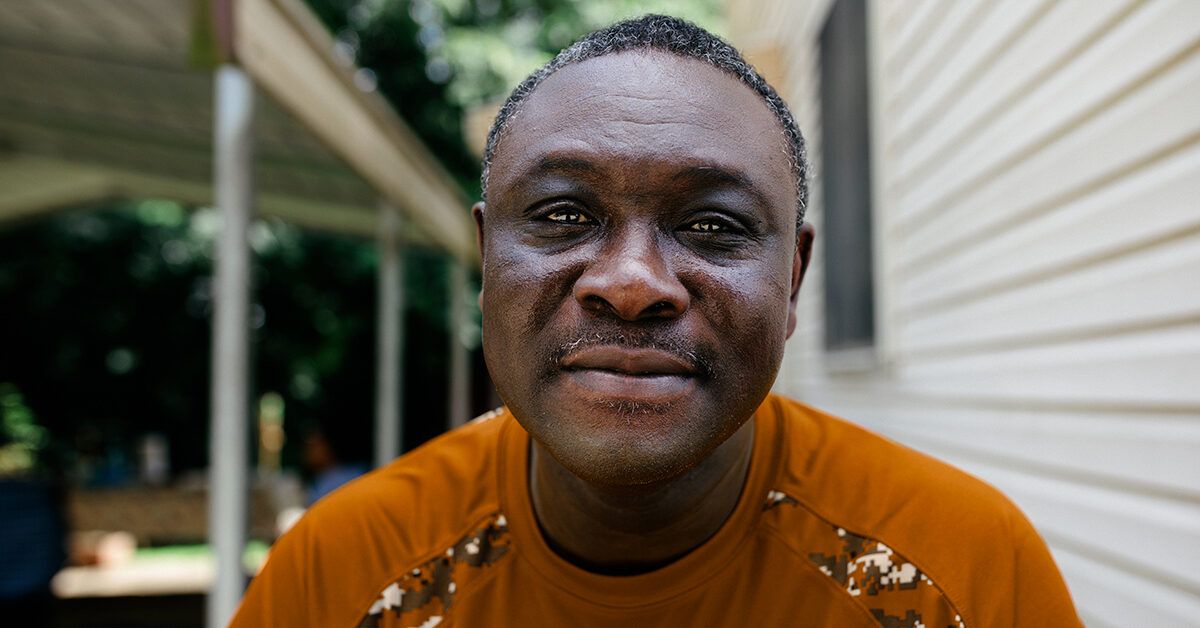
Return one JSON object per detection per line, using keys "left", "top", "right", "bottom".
{"left": 786, "top": 222, "right": 815, "bottom": 339}
{"left": 472, "top": 201, "right": 487, "bottom": 258}
{"left": 472, "top": 202, "right": 487, "bottom": 308}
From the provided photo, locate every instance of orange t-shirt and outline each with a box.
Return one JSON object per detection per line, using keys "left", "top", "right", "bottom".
{"left": 232, "top": 395, "right": 1080, "bottom": 627}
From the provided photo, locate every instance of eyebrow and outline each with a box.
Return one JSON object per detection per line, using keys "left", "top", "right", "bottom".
{"left": 671, "top": 165, "right": 771, "bottom": 208}
{"left": 509, "top": 157, "right": 772, "bottom": 208}
{"left": 520, "top": 156, "right": 602, "bottom": 181}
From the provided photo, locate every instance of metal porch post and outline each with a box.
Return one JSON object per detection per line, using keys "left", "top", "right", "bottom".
{"left": 375, "top": 203, "right": 405, "bottom": 466}
{"left": 207, "top": 64, "right": 254, "bottom": 628}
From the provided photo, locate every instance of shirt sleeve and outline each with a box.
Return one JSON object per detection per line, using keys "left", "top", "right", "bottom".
{"left": 1009, "top": 508, "right": 1082, "bottom": 627}
{"left": 230, "top": 520, "right": 313, "bottom": 627}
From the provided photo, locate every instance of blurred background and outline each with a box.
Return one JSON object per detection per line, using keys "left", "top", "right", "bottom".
{"left": 0, "top": 0, "right": 1195, "bottom": 626}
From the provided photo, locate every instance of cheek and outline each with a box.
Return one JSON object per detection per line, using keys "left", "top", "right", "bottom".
{"left": 687, "top": 260, "right": 795, "bottom": 347}
{"left": 482, "top": 237, "right": 583, "bottom": 342}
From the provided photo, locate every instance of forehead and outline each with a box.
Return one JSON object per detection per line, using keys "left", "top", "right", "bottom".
{"left": 489, "top": 51, "right": 793, "bottom": 208}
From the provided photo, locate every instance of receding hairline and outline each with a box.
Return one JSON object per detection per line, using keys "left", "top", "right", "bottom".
{"left": 479, "top": 14, "right": 809, "bottom": 228}
{"left": 486, "top": 51, "right": 796, "bottom": 216}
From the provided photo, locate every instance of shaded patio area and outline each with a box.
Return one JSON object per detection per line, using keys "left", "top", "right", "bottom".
{"left": 0, "top": 0, "right": 480, "bottom": 624}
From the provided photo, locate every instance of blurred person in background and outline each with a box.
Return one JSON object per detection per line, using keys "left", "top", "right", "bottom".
{"left": 233, "top": 15, "right": 1080, "bottom": 627}
{"left": 302, "top": 424, "right": 370, "bottom": 506}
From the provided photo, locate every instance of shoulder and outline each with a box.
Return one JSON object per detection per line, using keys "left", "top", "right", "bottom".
{"left": 760, "top": 395, "right": 1079, "bottom": 627}
{"left": 766, "top": 395, "right": 1021, "bottom": 536}
{"left": 305, "top": 407, "right": 509, "bottom": 539}
{"left": 232, "top": 409, "right": 511, "bottom": 627}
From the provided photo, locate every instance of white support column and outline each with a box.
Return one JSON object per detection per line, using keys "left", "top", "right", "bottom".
{"left": 374, "top": 203, "right": 405, "bottom": 467}
{"left": 207, "top": 64, "right": 254, "bottom": 628}
{"left": 447, "top": 259, "right": 471, "bottom": 428}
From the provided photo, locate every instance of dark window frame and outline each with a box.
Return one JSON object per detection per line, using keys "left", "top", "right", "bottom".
{"left": 818, "top": 0, "right": 877, "bottom": 357}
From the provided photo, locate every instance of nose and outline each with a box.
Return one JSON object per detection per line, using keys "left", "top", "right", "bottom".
{"left": 573, "top": 228, "right": 690, "bottom": 321}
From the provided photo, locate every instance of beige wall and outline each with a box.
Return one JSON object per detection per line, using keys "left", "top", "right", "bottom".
{"left": 729, "top": 1, "right": 1200, "bottom": 624}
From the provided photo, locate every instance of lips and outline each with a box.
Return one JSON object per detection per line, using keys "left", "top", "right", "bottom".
{"left": 560, "top": 346, "right": 697, "bottom": 376}
{"left": 558, "top": 346, "right": 699, "bottom": 403}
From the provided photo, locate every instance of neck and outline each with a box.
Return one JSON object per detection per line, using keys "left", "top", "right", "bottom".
{"left": 529, "top": 420, "right": 755, "bottom": 574}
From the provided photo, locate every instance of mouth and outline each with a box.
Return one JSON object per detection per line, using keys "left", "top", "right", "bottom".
{"left": 558, "top": 346, "right": 700, "bottom": 404}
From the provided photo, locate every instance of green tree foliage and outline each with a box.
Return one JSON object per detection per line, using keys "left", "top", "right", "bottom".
{"left": 0, "top": 203, "right": 459, "bottom": 479}
{"left": 0, "top": 203, "right": 214, "bottom": 479}
{"left": 305, "top": 0, "right": 722, "bottom": 196}
{"left": 0, "top": 383, "right": 48, "bottom": 477}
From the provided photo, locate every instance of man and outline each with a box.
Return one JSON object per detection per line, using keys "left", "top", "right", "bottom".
{"left": 233, "top": 15, "right": 1079, "bottom": 627}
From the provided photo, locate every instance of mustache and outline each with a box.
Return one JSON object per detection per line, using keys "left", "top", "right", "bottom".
{"left": 548, "top": 329, "right": 714, "bottom": 379}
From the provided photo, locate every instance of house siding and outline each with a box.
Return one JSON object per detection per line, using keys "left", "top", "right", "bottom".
{"left": 728, "top": 1, "right": 1200, "bottom": 624}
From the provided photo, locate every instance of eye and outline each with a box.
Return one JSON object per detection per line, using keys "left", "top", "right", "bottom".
{"left": 687, "top": 219, "right": 728, "bottom": 233}
{"left": 545, "top": 209, "right": 593, "bottom": 224}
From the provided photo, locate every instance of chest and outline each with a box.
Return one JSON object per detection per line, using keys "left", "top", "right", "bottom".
{"left": 363, "top": 539, "right": 881, "bottom": 628}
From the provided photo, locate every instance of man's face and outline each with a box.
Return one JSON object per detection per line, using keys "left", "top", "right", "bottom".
{"left": 477, "top": 51, "right": 811, "bottom": 487}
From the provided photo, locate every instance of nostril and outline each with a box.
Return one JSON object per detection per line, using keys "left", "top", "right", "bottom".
{"left": 581, "top": 294, "right": 610, "bottom": 313}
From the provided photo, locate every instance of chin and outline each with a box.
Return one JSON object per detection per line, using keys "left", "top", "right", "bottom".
{"left": 556, "top": 440, "right": 700, "bottom": 488}
{"left": 534, "top": 401, "right": 726, "bottom": 488}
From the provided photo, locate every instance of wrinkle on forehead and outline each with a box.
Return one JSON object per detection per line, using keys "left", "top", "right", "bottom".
{"left": 526, "top": 55, "right": 754, "bottom": 133}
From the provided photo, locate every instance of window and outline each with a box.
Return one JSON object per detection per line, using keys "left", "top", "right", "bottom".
{"left": 819, "top": 0, "right": 876, "bottom": 353}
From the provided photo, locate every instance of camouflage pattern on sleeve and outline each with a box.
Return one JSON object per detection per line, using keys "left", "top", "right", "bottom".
{"left": 357, "top": 513, "right": 511, "bottom": 628}
{"left": 764, "top": 490, "right": 966, "bottom": 628}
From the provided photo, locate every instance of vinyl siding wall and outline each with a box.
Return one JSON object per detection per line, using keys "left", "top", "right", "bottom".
{"left": 727, "top": 1, "right": 1200, "bottom": 624}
